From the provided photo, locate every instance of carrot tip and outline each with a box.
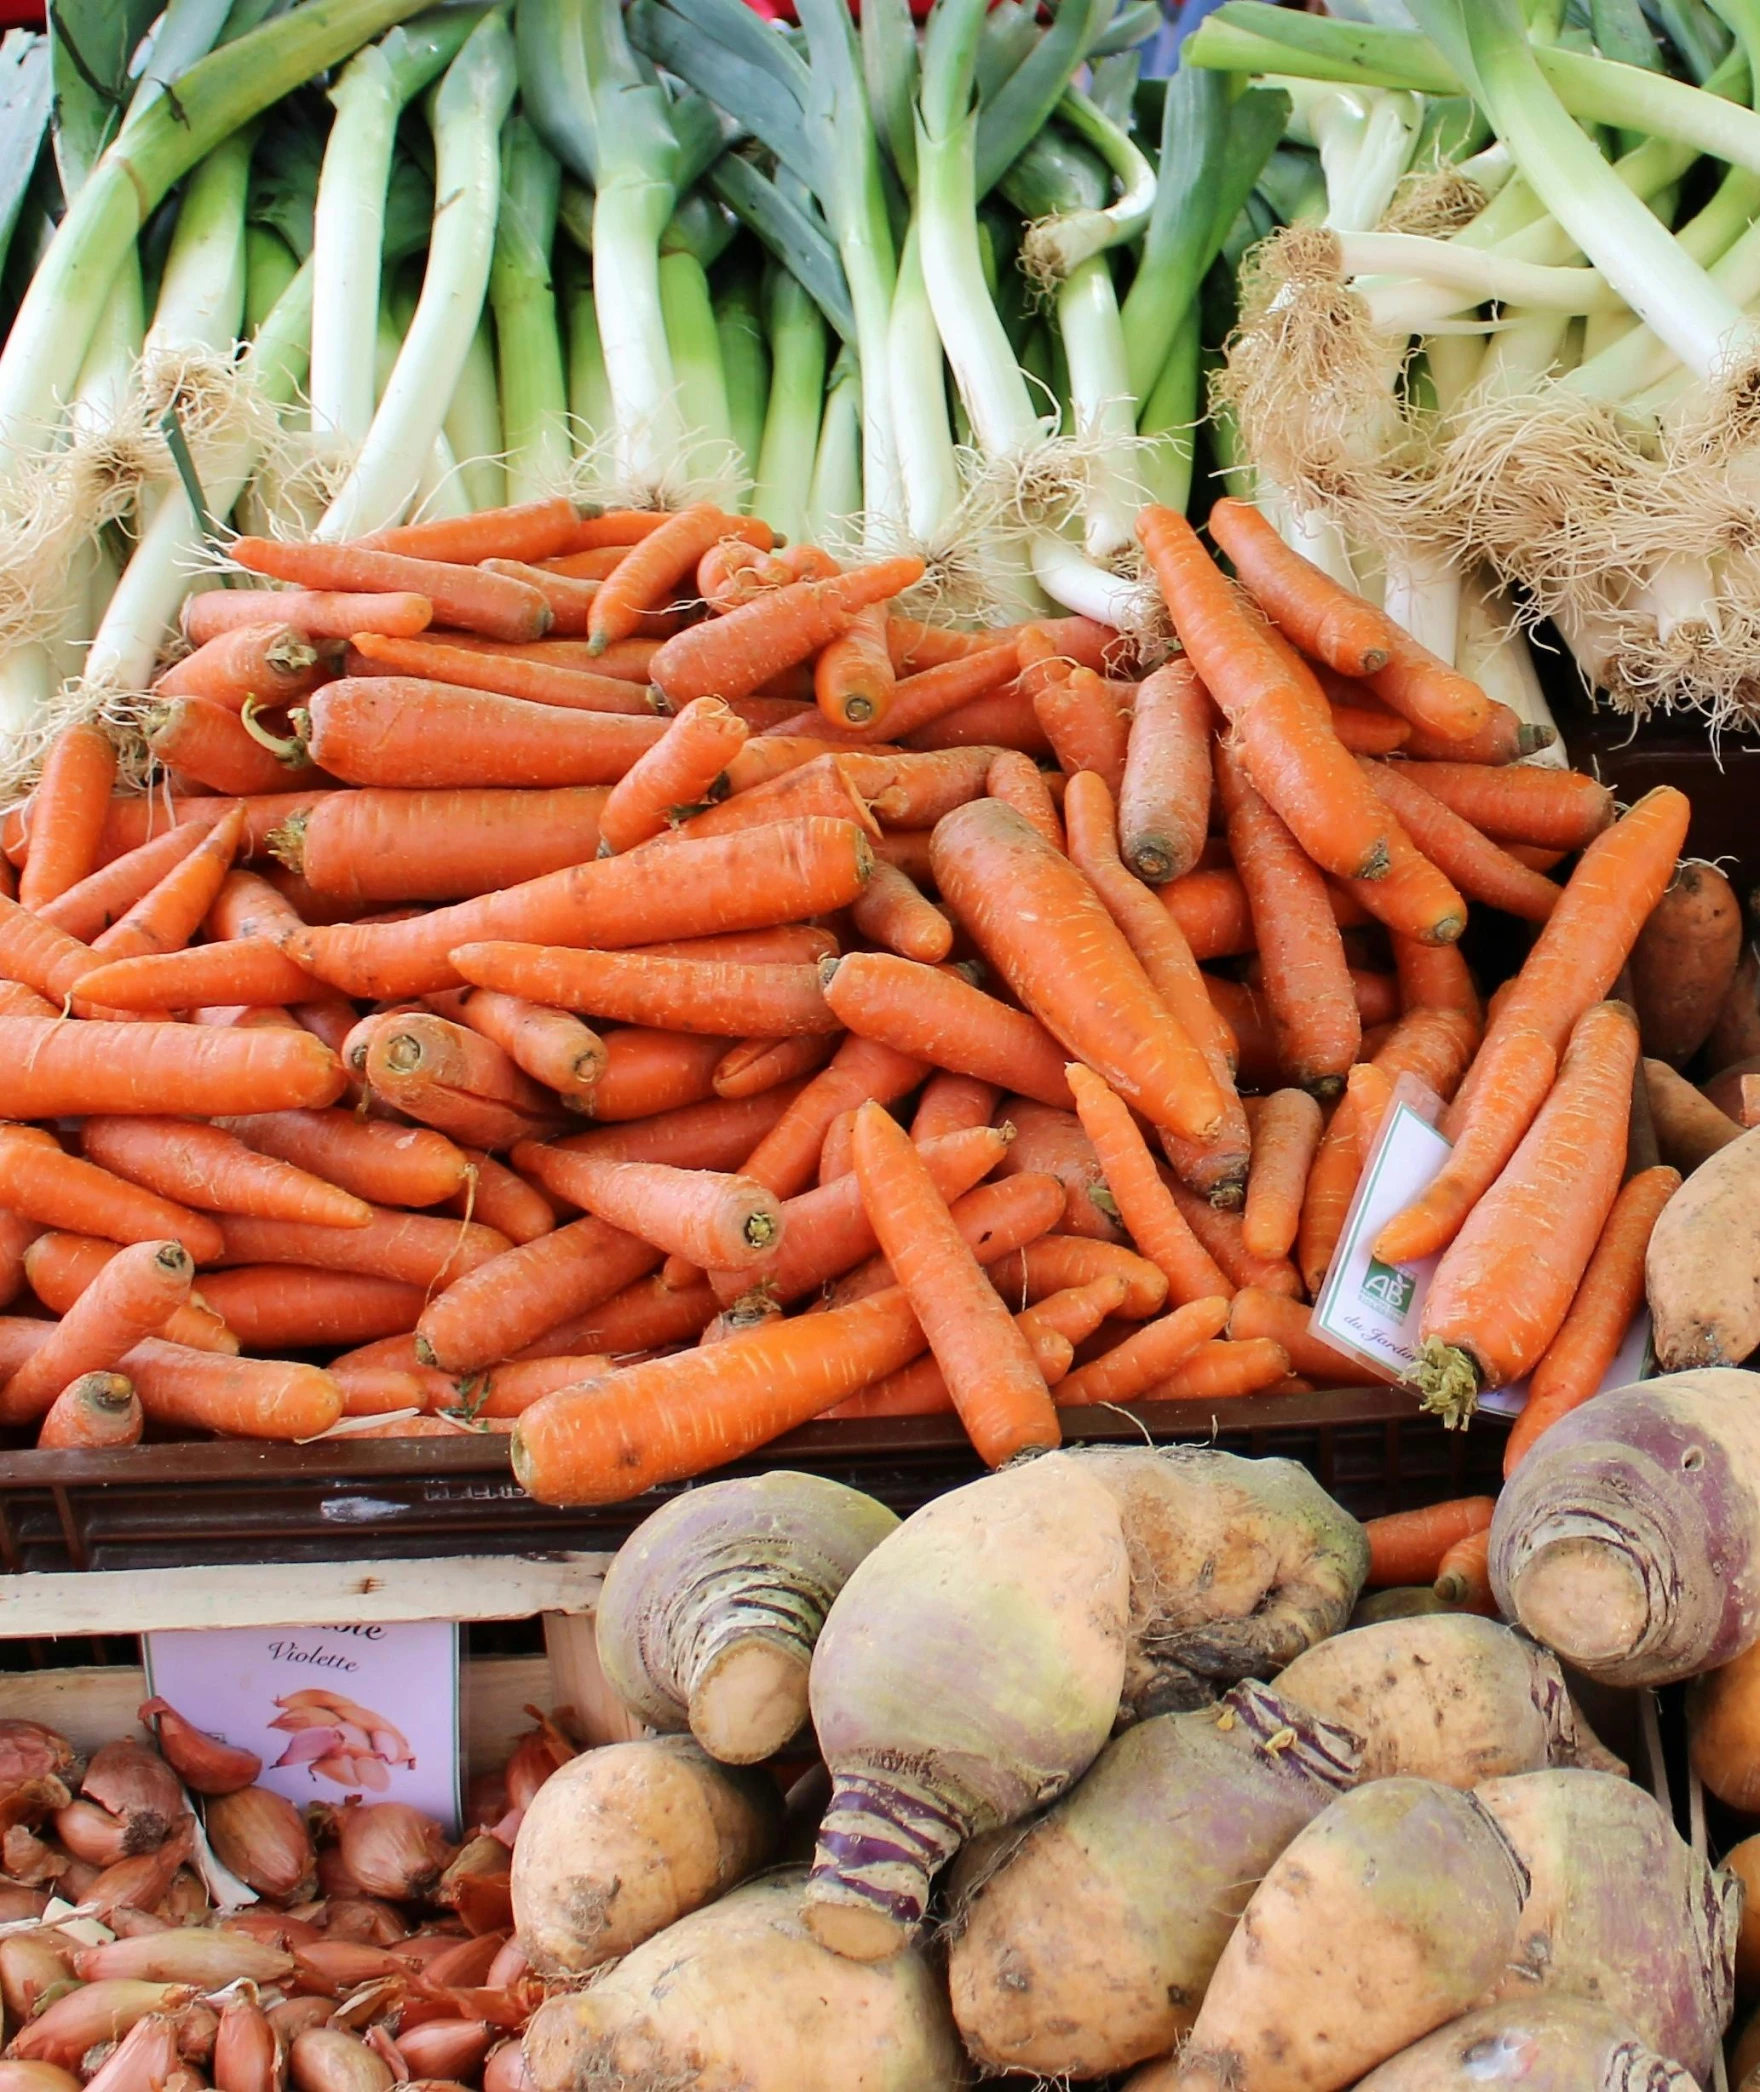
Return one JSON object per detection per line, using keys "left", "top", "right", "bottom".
{"left": 1406, "top": 1337, "right": 1483, "bottom": 1432}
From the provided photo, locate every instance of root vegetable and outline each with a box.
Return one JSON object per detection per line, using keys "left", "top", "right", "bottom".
{"left": 204, "top": 1786, "right": 316, "bottom": 1902}
{"left": 1078, "top": 1446, "right": 1369, "bottom": 1718}
{"left": 1644, "top": 1059, "right": 1743, "bottom": 1175}
{"left": 1648, "top": 1131, "right": 1760, "bottom": 1368}
{"left": 521, "top": 1871, "right": 962, "bottom": 2092}
{"left": 137, "top": 1701, "right": 260, "bottom": 1796}
{"left": 1491, "top": 1367, "right": 1760, "bottom": 1685}
{"left": 1476, "top": 1769, "right": 1739, "bottom": 2081}
{"left": 511, "top": 1737, "right": 780, "bottom": 1975}
{"left": 948, "top": 1680, "right": 1362, "bottom": 2077}
{"left": 1630, "top": 862, "right": 1743, "bottom": 1066}
{"left": 0, "top": 1722, "right": 74, "bottom": 1833}
{"left": 74, "top": 1931, "right": 292, "bottom": 1986}
{"left": 1273, "top": 1615, "right": 1620, "bottom": 1787}
{"left": 334, "top": 1802, "right": 453, "bottom": 1903}
{"left": 594, "top": 1473, "right": 899, "bottom": 1764}
{"left": 7, "top": 1983, "right": 199, "bottom": 2066}
{"left": 80, "top": 1740, "right": 184, "bottom": 1853}
{"left": 1127, "top": 1779, "right": 1528, "bottom": 2092}
{"left": 1724, "top": 1834, "right": 1760, "bottom": 1989}
{"left": 804, "top": 1453, "right": 1130, "bottom": 1960}
{"left": 287, "top": 2030, "right": 391, "bottom": 2092}
{"left": 1350, "top": 1998, "right": 1698, "bottom": 2091}
{"left": 1689, "top": 1636, "right": 1760, "bottom": 1811}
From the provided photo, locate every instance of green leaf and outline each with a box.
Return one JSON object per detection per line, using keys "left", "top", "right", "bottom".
{"left": 0, "top": 34, "right": 52, "bottom": 287}
{"left": 975, "top": 0, "right": 1111, "bottom": 196}
{"left": 1086, "top": 1, "right": 1160, "bottom": 58}
{"left": 628, "top": 0, "right": 819, "bottom": 188}
{"left": 708, "top": 150, "right": 855, "bottom": 339}
{"left": 47, "top": 0, "right": 158, "bottom": 199}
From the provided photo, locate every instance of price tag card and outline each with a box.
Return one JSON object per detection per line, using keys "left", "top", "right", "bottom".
{"left": 144, "top": 1619, "right": 461, "bottom": 1833}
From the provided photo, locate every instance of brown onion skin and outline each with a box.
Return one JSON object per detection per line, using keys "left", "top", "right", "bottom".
{"left": 214, "top": 1993, "right": 283, "bottom": 2092}
{"left": 288, "top": 2028, "right": 393, "bottom": 2092}
{"left": 81, "top": 1742, "right": 184, "bottom": 1852}
{"left": 334, "top": 1802, "right": 455, "bottom": 1904}
{"left": 0, "top": 1721, "right": 77, "bottom": 1834}
{"left": 138, "top": 1701, "right": 262, "bottom": 1798}
{"left": 483, "top": 2042, "right": 535, "bottom": 2092}
{"left": 206, "top": 1788, "right": 317, "bottom": 1903}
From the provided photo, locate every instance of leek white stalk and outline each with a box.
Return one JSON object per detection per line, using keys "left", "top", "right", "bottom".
{"left": 808, "top": 346, "right": 863, "bottom": 546}
{"left": 315, "top": 9, "right": 517, "bottom": 540}
{"left": 887, "top": 219, "right": 963, "bottom": 550}
{"left": 660, "top": 248, "right": 737, "bottom": 497}
{"left": 490, "top": 113, "right": 571, "bottom": 502}
{"left": 143, "top": 128, "right": 254, "bottom": 359}
{"left": 1057, "top": 257, "right": 1136, "bottom": 560}
{"left": 754, "top": 260, "right": 828, "bottom": 545}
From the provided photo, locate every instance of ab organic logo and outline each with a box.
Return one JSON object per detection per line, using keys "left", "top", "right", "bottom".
{"left": 1360, "top": 1258, "right": 1416, "bottom": 1321}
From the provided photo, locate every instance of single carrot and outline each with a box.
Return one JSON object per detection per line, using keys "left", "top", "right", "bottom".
{"left": 1413, "top": 1001, "right": 1640, "bottom": 1426}
{"left": 1162, "top": 867, "right": 1256, "bottom": 961}
{"left": 155, "top": 625, "right": 334, "bottom": 711}
{"left": 1200, "top": 976, "right": 1282, "bottom": 1092}
{"left": 1117, "top": 658, "right": 1212, "bottom": 885}
{"left": 875, "top": 829, "right": 935, "bottom": 883}
{"left": 88, "top": 806, "right": 245, "bottom": 962}
{"left": 145, "top": 699, "right": 326, "bottom": 797}
{"left": 122, "top": 1338, "right": 343, "bottom": 1439}
{"left": 1136, "top": 506, "right": 1392, "bottom": 881}
{"left": 426, "top": 985, "right": 605, "bottom": 1107}
{"left": 72, "top": 940, "right": 320, "bottom": 1013}
{"left": 1391, "top": 761, "right": 1615, "bottom": 850}
{"left": 1226, "top": 1285, "right": 1388, "bottom": 1385}
{"left": 0, "top": 891, "right": 112, "bottom": 1007}
{"left": 820, "top": 951, "right": 1074, "bottom": 1110}
{"left": 887, "top": 613, "right": 1112, "bottom": 675}
{"left": 815, "top": 603, "right": 896, "bottom": 731}
{"left": 0, "top": 1241, "right": 195, "bottom": 1421}
{"left": 659, "top": 751, "right": 880, "bottom": 848}
{"left": 1217, "top": 740, "right": 1360, "bottom": 1095}
{"left": 229, "top": 537, "right": 552, "bottom": 642}
{"left": 450, "top": 943, "right": 836, "bottom": 1039}
{"left": 1345, "top": 1063, "right": 1396, "bottom": 1163}
{"left": 628, "top": 926, "right": 840, "bottom": 965}
{"left": 1402, "top": 708, "right": 1555, "bottom": 765}
{"left": 824, "top": 1171, "right": 1065, "bottom": 1309}
{"left": 344, "top": 631, "right": 660, "bottom": 715}
{"left": 911, "top": 1073, "right": 1000, "bottom": 1142}
{"left": 834, "top": 643, "right": 1022, "bottom": 745}
{"left": 1034, "top": 668, "right": 1130, "bottom": 792}
{"left": 713, "top": 1036, "right": 836, "bottom": 1102}
{"left": 213, "top": 1206, "right": 509, "bottom": 1292}
{"left": 1378, "top": 788, "right": 1689, "bottom": 1264}
{"left": 1362, "top": 1496, "right": 1497, "bottom": 1586}
{"left": 563, "top": 509, "right": 674, "bottom": 550}
{"left": 1149, "top": 1336, "right": 1291, "bottom": 1401}
{"left": 0, "top": 1132, "right": 223, "bottom": 1262}
{"left": 1066, "top": 1063, "right": 1232, "bottom": 1305}
{"left": 38, "top": 823, "right": 212, "bottom": 942}
{"left": 516, "top": 1151, "right": 784, "bottom": 1270}
{"left": 364, "top": 1015, "right": 561, "bottom": 1151}
{"left": 594, "top": 697, "right": 749, "bottom": 854}
{"left": 415, "top": 1216, "right": 662, "bottom": 1372}
{"left": 443, "top": 1147, "right": 557, "bottom": 1245}
{"left": 24, "top": 1233, "right": 236, "bottom": 1353}
{"left": 985, "top": 1234, "right": 1168, "bottom": 1319}
{"left": 984, "top": 748, "right": 1064, "bottom": 851}
{"left": 79, "top": 1116, "right": 371, "bottom": 1230}
{"left": 275, "top": 787, "right": 609, "bottom": 905}
{"left": 849, "top": 859, "right": 953, "bottom": 965}
{"left": 1327, "top": 701, "right": 1412, "bottom": 755}
{"left": 289, "top": 816, "right": 874, "bottom": 1001}
{"left": 194, "top": 1267, "right": 426, "bottom": 1350}
{"left": 1361, "top": 759, "right": 1561, "bottom": 923}
{"left": 590, "top": 506, "right": 769, "bottom": 650}
{"left": 860, "top": 747, "right": 995, "bottom": 829}
{"left": 429, "top": 631, "right": 663, "bottom": 684}
{"left": 850, "top": 1103, "right": 1058, "bottom": 1464}
{"left": 908, "top": 684, "right": 1051, "bottom": 756}
{"left": 1393, "top": 936, "right": 1483, "bottom": 1031}
{"left": 221, "top": 1109, "right": 469, "bottom": 1208}
{"left": 0, "top": 1016, "right": 344, "bottom": 1120}
{"left": 1501, "top": 1162, "right": 1680, "bottom": 1474}
{"left": 1434, "top": 1528, "right": 1496, "bottom": 1613}
{"left": 1053, "top": 1295, "right": 1232, "bottom": 1409}
{"left": 1242, "top": 1089, "right": 1325, "bottom": 1260}
{"left": 512, "top": 1273, "right": 718, "bottom": 1359}
{"left": 204, "top": 866, "right": 305, "bottom": 945}
{"left": 818, "top": 1108, "right": 858, "bottom": 1185}
{"left": 932, "top": 797, "right": 1229, "bottom": 1142}
{"left": 1167, "top": 1178, "right": 1301, "bottom": 1297}
{"left": 19, "top": 723, "right": 118, "bottom": 911}
{"left": 651, "top": 556, "right": 926, "bottom": 706}
{"left": 719, "top": 1032, "right": 925, "bottom": 1199}
{"left": 463, "top": 1353, "right": 619, "bottom": 1419}
{"left": 36, "top": 1372, "right": 142, "bottom": 1449}
{"left": 1339, "top": 813, "right": 1468, "bottom": 948}
{"left": 591, "top": 1029, "right": 731, "bottom": 1121}
{"left": 480, "top": 557, "right": 604, "bottom": 637}
{"left": 355, "top": 493, "right": 583, "bottom": 565}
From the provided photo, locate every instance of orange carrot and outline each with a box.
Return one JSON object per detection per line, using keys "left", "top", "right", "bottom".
{"left": 512, "top": 1273, "right": 717, "bottom": 1359}
{"left": 650, "top": 557, "right": 926, "bottom": 706}
{"left": 1167, "top": 1177, "right": 1301, "bottom": 1297}
{"left": 1392, "top": 761, "right": 1614, "bottom": 851}
{"left": 827, "top": 1306, "right": 1076, "bottom": 1420}
{"left": 23, "top": 1233, "right": 236, "bottom": 1354}
{"left": 450, "top": 943, "right": 835, "bottom": 1039}
{"left": 1066, "top": 1063, "right": 1232, "bottom": 1304}
{"left": 1162, "top": 866, "right": 1255, "bottom": 961}
{"left": 480, "top": 557, "right": 607, "bottom": 637}
{"left": 1034, "top": 668, "right": 1129, "bottom": 791}
{"left": 356, "top": 493, "right": 583, "bottom": 565}
{"left": 887, "top": 613, "right": 1112, "bottom": 676}
{"left": 345, "top": 631, "right": 660, "bottom": 715}
{"left": 824, "top": 1170, "right": 1065, "bottom": 1308}
{"left": 713, "top": 1035, "right": 836, "bottom": 1101}
{"left": 1242, "top": 1089, "right": 1325, "bottom": 1260}
{"left": 1362, "top": 1496, "right": 1497, "bottom": 1586}
{"left": 1402, "top": 707, "right": 1554, "bottom": 766}
{"left": 1345, "top": 1062, "right": 1395, "bottom": 1162}
{"left": 514, "top": 1151, "right": 784, "bottom": 1270}
{"left": 818, "top": 1107, "right": 858, "bottom": 1185}
{"left": 650, "top": 753, "right": 880, "bottom": 848}
{"left": 1502, "top": 1162, "right": 1680, "bottom": 1474}
{"left": 72, "top": 940, "right": 320, "bottom": 1014}
{"left": 860, "top": 747, "right": 995, "bottom": 829}
{"left": 430, "top": 630, "right": 662, "bottom": 683}
{"left": 1432, "top": 1527, "right": 1496, "bottom": 1612}
{"left": 88, "top": 806, "right": 245, "bottom": 962}
{"left": 1362, "top": 759, "right": 1561, "bottom": 923}
{"left": 426, "top": 984, "right": 605, "bottom": 1107}
{"left": 984, "top": 748, "right": 1064, "bottom": 851}
{"left": 443, "top": 1147, "right": 557, "bottom": 1245}
{"left": 0, "top": 1207, "right": 33, "bottom": 1311}
{"left": 0, "top": 1131, "right": 223, "bottom": 1262}
{"left": 1339, "top": 813, "right": 1468, "bottom": 947}
{"left": 229, "top": 537, "right": 552, "bottom": 641}
{"left": 194, "top": 1267, "right": 426, "bottom": 1350}
{"left": 463, "top": 1353, "right": 618, "bottom": 1418}
{"left": 910, "top": 1072, "right": 1000, "bottom": 1142}
{"left": 80, "top": 1116, "right": 370, "bottom": 1230}
{"left": 821, "top": 951, "right": 1074, "bottom": 1110}
{"left": 592, "top": 926, "right": 837, "bottom": 966}
{"left": 1327, "top": 701, "right": 1411, "bottom": 755}
{"left": 1136, "top": 506, "right": 1392, "bottom": 880}
{"left": 697, "top": 537, "right": 791, "bottom": 611}
{"left": 560, "top": 509, "right": 674, "bottom": 550}
{"left": 1413, "top": 1001, "right": 1640, "bottom": 1424}
{"left": 145, "top": 698, "right": 326, "bottom": 797}
{"left": 1226, "top": 1284, "right": 1388, "bottom": 1385}
{"left": 364, "top": 1014, "right": 561, "bottom": 1150}
{"left": 214, "top": 1206, "right": 509, "bottom": 1292}
{"left": 589, "top": 507, "right": 769, "bottom": 650}
{"left": 595, "top": 698, "right": 749, "bottom": 853}
{"left": 0, "top": 891, "right": 115, "bottom": 1009}
{"left": 932, "top": 797, "right": 1228, "bottom": 1141}
{"left": 183, "top": 588, "right": 433, "bottom": 646}
{"left": 815, "top": 604, "right": 896, "bottom": 731}
{"left": 1393, "top": 936, "right": 1483, "bottom": 1030}
{"left": 1217, "top": 740, "right": 1360, "bottom": 1094}
{"left": 908, "top": 684, "right": 1051, "bottom": 756}
{"left": 591, "top": 1029, "right": 730, "bottom": 1122}
{"left": 20, "top": 723, "right": 117, "bottom": 911}
{"left": 37, "top": 823, "right": 213, "bottom": 942}
{"left": 994, "top": 1097, "right": 1122, "bottom": 1243}
{"left": 1053, "top": 1295, "right": 1231, "bottom": 1409}
{"left": 222, "top": 1109, "right": 468, "bottom": 1207}
{"left": 413, "top": 1213, "right": 661, "bottom": 1373}
{"left": 155, "top": 624, "right": 335, "bottom": 711}
{"left": 122, "top": 1338, "right": 342, "bottom": 1439}
{"left": 275, "top": 787, "right": 608, "bottom": 906}
{"left": 0, "top": 1241, "right": 194, "bottom": 1421}
{"left": 1149, "top": 1336, "right": 1291, "bottom": 1401}
{"left": 289, "top": 816, "right": 873, "bottom": 1001}
{"left": 985, "top": 1234, "right": 1168, "bottom": 1318}
{"left": 733, "top": 1033, "right": 926, "bottom": 1198}
{"left": 849, "top": 859, "right": 953, "bottom": 964}
{"left": 36, "top": 1372, "right": 142, "bottom": 1449}
{"left": 850, "top": 1103, "right": 1058, "bottom": 1464}
{"left": 1117, "top": 659, "right": 1212, "bottom": 884}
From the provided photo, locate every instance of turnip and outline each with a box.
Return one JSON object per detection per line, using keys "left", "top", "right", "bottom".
{"left": 1349, "top": 1998, "right": 1698, "bottom": 2091}
{"left": 803, "top": 1451, "right": 1130, "bottom": 1960}
{"left": 1490, "top": 1367, "right": 1760, "bottom": 1686}
{"left": 1475, "top": 1769, "right": 1740, "bottom": 2082}
{"left": 1274, "top": 1614, "right": 1622, "bottom": 1788}
{"left": 1124, "top": 1778, "right": 1528, "bottom": 2092}
{"left": 948, "top": 1679, "right": 1362, "bottom": 2078}
{"left": 1077, "top": 1446, "right": 1370, "bottom": 1718}
{"left": 510, "top": 1736, "right": 780, "bottom": 1977}
{"left": 594, "top": 1473, "right": 899, "bottom": 1764}
{"left": 520, "top": 1872, "right": 963, "bottom": 2092}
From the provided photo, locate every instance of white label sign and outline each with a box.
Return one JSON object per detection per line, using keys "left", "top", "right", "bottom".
{"left": 145, "top": 1619, "right": 461, "bottom": 1833}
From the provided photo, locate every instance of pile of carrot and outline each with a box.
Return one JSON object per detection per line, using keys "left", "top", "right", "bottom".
{"left": 0, "top": 491, "right": 1685, "bottom": 1501}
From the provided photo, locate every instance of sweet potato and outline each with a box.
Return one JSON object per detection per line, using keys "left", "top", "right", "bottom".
{"left": 947, "top": 1680, "right": 1361, "bottom": 2078}
{"left": 522, "top": 1872, "right": 962, "bottom": 2092}
{"left": 1630, "top": 862, "right": 1743, "bottom": 1065}
{"left": 1704, "top": 1052, "right": 1760, "bottom": 1121}
{"left": 1737, "top": 2004, "right": 1760, "bottom": 2090}
{"left": 1690, "top": 1637, "right": 1760, "bottom": 1812}
{"left": 1476, "top": 1770, "right": 1740, "bottom": 2081}
{"left": 509, "top": 1737, "right": 779, "bottom": 1976}
{"left": 1273, "top": 1615, "right": 1620, "bottom": 1787}
{"left": 1125, "top": 1778, "right": 1528, "bottom": 2092}
{"left": 1350, "top": 1999, "right": 1697, "bottom": 2091}
{"left": 1078, "top": 1446, "right": 1369, "bottom": 1718}
{"left": 1492, "top": 1368, "right": 1760, "bottom": 1685}
{"left": 803, "top": 1453, "right": 1130, "bottom": 1960}
{"left": 593, "top": 1474, "right": 898, "bottom": 1763}
{"left": 1710, "top": 942, "right": 1760, "bottom": 1071}
{"left": 1648, "top": 1138, "right": 1760, "bottom": 1367}
{"left": 1644, "top": 1058, "right": 1743, "bottom": 1175}
{"left": 1722, "top": 1833, "right": 1760, "bottom": 1989}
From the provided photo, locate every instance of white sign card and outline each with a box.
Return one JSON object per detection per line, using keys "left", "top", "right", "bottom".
{"left": 144, "top": 1619, "right": 462, "bottom": 1833}
{"left": 1310, "top": 1079, "right": 1651, "bottom": 1415}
